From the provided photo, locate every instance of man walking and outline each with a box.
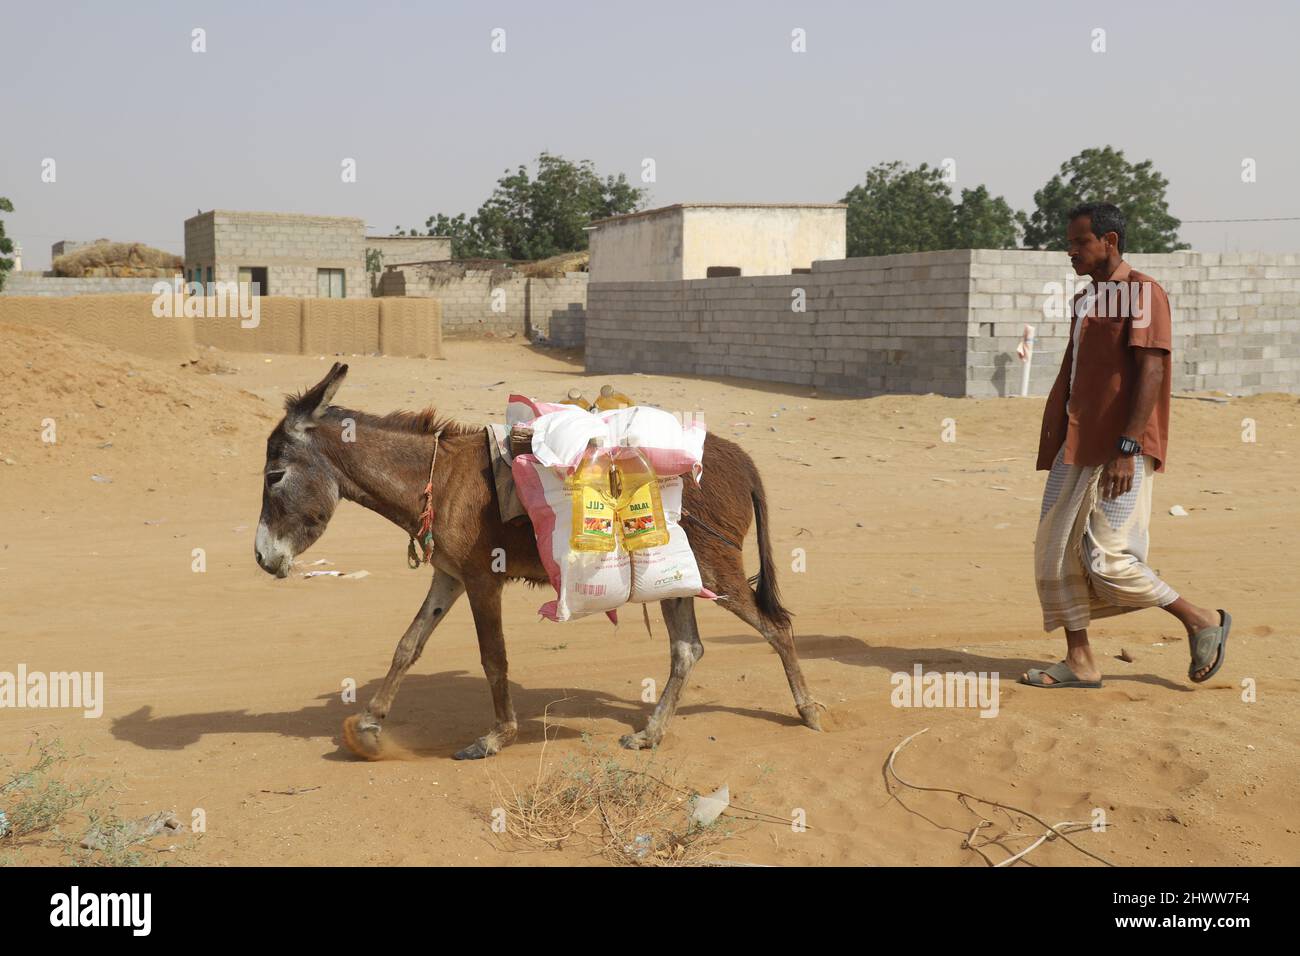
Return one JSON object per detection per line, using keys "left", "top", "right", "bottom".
{"left": 1023, "top": 203, "right": 1231, "bottom": 688}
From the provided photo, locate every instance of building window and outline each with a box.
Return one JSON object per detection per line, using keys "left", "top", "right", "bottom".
{"left": 205, "top": 266, "right": 213, "bottom": 293}
{"left": 706, "top": 266, "right": 742, "bottom": 278}
{"left": 238, "top": 266, "right": 269, "bottom": 296}
{"left": 317, "top": 268, "right": 346, "bottom": 298}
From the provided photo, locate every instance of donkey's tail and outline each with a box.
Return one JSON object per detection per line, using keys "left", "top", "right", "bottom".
{"left": 748, "top": 472, "right": 793, "bottom": 632}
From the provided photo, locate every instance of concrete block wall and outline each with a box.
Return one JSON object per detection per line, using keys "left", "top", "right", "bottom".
{"left": 376, "top": 268, "right": 589, "bottom": 339}
{"left": 587, "top": 251, "right": 972, "bottom": 395}
{"left": 527, "top": 274, "right": 589, "bottom": 340}
{"left": 383, "top": 268, "right": 528, "bottom": 336}
{"left": 548, "top": 305, "right": 587, "bottom": 347}
{"left": 1, "top": 274, "right": 181, "bottom": 297}
{"left": 587, "top": 249, "right": 1300, "bottom": 397}
{"left": 966, "top": 250, "right": 1300, "bottom": 396}
{"left": 365, "top": 236, "right": 453, "bottom": 270}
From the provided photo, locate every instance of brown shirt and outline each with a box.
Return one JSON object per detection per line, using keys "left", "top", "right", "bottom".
{"left": 1036, "top": 260, "right": 1173, "bottom": 473}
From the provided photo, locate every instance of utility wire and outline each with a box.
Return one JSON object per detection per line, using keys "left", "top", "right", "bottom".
{"left": 1181, "top": 216, "right": 1300, "bottom": 223}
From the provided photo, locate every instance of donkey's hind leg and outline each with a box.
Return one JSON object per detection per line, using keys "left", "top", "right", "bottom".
{"left": 342, "top": 568, "right": 465, "bottom": 760}
{"left": 620, "top": 597, "right": 704, "bottom": 750}
{"left": 710, "top": 558, "right": 823, "bottom": 731}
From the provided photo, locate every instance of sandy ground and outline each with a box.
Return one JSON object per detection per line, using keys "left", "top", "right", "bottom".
{"left": 1, "top": 323, "right": 1297, "bottom": 867}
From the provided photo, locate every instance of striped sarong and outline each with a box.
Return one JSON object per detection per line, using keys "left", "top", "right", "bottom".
{"left": 1035, "top": 446, "right": 1179, "bottom": 632}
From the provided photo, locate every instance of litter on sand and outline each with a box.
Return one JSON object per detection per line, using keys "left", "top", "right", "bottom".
{"left": 688, "top": 784, "right": 730, "bottom": 827}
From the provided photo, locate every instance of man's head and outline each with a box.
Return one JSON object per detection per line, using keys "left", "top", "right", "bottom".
{"left": 1066, "top": 202, "right": 1125, "bottom": 277}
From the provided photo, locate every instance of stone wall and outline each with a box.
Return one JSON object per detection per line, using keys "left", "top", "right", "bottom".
{"left": 586, "top": 250, "right": 1300, "bottom": 397}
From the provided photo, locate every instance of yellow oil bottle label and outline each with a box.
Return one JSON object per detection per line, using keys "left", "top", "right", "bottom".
{"left": 575, "top": 485, "right": 615, "bottom": 542}
{"left": 618, "top": 481, "right": 668, "bottom": 549}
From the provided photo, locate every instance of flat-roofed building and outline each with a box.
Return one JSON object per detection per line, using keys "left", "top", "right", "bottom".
{"left": 587, "top": 202, "right": 847, "bottom": 282}
{"left": 184, "top": 210, "right": 367, "bottom": 298}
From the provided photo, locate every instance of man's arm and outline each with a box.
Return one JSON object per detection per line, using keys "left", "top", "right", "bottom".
{"left": 1123, "top": 347, "right": 1164, "bottom": 441}
{"left": 1101, "top": 347, "right": 1165, "bottom": 498}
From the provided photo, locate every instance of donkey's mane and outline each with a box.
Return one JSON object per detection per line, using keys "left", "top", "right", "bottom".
{"left": 324, "top": 406, "right": 480, "bottom": 438}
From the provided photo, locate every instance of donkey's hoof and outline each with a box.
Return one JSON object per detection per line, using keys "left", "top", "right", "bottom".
{"left": 453, "top": 735, "right": 499, "bottom": 760}
{"left": 341, "top": 714, "right": 385, "bottom": 760}
{"left": 619, "top": 731, "right": 658, "bottom": 751}
{"left": 798, "top": 702, "right": 826, "bottom": 732}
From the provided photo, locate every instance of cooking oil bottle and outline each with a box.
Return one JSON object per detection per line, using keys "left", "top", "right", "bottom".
{"left": 559, "top": 388, "right": 592, "bottom": 411}
{"left": 594, "top": 384, "right": 634, "bottom": 410}
{"left": 612, "top": 439, "right": 669, "bottom": 551}
{"left": 568, "top": 438, "right": 617, "bottom": 552}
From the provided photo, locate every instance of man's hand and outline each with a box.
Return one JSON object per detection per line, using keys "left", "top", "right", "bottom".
{"left": 1101, "top": 455, "right": 1135, "bottom": 499}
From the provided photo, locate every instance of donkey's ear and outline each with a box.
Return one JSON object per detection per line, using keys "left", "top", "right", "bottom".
{"left": 289, "top": 362, "right": 349, "bottom": 425}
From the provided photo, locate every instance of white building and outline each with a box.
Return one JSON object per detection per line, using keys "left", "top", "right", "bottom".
{"left": 587, "top": 202, "right": 847, "bottom": 282}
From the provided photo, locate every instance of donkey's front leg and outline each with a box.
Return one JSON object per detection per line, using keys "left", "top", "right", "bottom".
{"left": 453, "top": 578, "right": 517, "bottom": 760}
{"left": 342, "top": 568, "right": 464, "bottom": 760}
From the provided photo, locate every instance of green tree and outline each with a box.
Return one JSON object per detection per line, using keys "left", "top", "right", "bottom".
{"left": 420, "top": 213, "right": 493, "bottom": 259}
{"left": 841, "top": 162, "right": 1020, "bottom": 256}
{"left": 843, "top": 162, "right": 954, "bottom": 257}
{"left": 0, "top": 198, "right": 14, "bottom": 292}
{"left": 951, "top": 185, "right": 1019, "bottom": 250}
{"left": 417, "top": 152, "right": 647, "bottom": 260}
{"left": 1018, "top": 146, "right": 1187, "bottom": 252}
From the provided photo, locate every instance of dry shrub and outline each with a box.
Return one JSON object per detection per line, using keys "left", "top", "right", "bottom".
{"left": 489, "top": 730, "right": 740, "bottom": 866}
{"left": 417, "top": 259, "right": 519, "bottom": 288}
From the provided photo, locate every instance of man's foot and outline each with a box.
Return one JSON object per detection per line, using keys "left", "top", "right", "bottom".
{"left": 1185, "top": 609, "right": 1225, "bottom": 681}
{"left": 1021, "top": 650, "right": 1102, "bottom": 685}
{"left": 1189, "top": 609, "right": 1231, "bottom": 683}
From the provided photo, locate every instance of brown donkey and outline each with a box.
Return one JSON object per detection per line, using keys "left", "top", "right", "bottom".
{"left": 254, "top": 363, "right": 823, "bottom": 759}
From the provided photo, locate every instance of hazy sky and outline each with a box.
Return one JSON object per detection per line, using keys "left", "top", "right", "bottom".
{"left": 4, "top": 0, "right": 1297, "bottom": 270}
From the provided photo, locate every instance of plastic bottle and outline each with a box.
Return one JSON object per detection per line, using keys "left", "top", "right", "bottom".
{"left": 612, "top": 439, "right": 669, "bottom": 551}
{"left": 568, "top": 438, "right": 617, "bottom": 552}
{"left": 594, "top": 384, "right": 634, "bottom": 411}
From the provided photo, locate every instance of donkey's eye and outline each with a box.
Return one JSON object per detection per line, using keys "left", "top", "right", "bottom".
{"left": 266, "top": 470, "right": 287, "bottom": 488}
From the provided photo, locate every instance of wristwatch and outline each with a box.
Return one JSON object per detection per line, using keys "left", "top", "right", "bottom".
{"left": 1117, "top": 436, "right": 1142, "bottom": 456}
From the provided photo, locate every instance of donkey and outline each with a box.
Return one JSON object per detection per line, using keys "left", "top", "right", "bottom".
{"left": 254, "top": 363, "right": 823, "bottom": 760}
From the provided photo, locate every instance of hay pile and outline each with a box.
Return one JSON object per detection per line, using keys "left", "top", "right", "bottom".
{"left": 53, "top": 241, "right": 182, "bottom": 278}
{"left": 518, "top": 250, "right": 589, "bottom": 278}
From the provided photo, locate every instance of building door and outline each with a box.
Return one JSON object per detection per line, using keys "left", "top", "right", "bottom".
{"left": 238, "top": 267, "right": 269, "bottom": 296}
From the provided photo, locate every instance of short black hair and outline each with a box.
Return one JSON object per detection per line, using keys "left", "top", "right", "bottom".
{"left": 1068, "top": 202, "right": 1126, "bottom": 255}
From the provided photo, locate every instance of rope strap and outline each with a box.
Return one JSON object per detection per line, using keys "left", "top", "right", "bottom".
{"left": 407, "top": 429, "right": 443, "bottom": 569}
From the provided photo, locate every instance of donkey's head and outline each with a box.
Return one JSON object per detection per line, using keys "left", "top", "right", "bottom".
{"left": 254, "top": 362, "right": 349, "bottom": 577}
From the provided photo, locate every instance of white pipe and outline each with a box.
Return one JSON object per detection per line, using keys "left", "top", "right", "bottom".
{"left": 1017, "top": 323, "right": 1035, "bottom": 397}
